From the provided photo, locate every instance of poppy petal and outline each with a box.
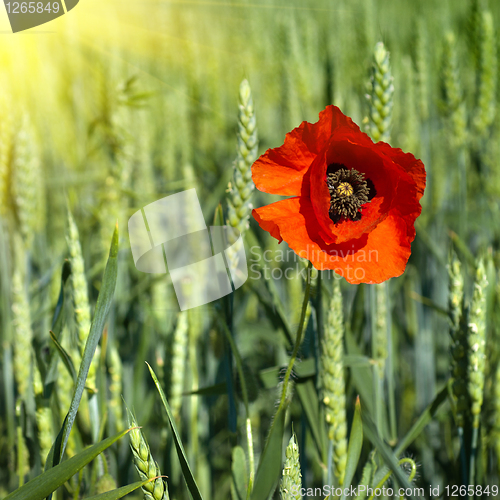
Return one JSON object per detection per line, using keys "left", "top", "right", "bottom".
{"left": 251, "top": 106, "right": 367, "bottom": 196}
{"left": 252, "top": 197, "right": 311, "bottom": 245}
{"left": 300, "top": 105, "right": 372, "bottom": 154}
{"left": 253, "top": 199, "right": 418, "bottom": 284}
{"left": 251, "top": 105, "right": 426, "bottom": 284}
{"left": 374, "top": 142, "right": 426, "bottom": 201}
{"left": 251, "top": 127, "right": 316, "bottom": 196}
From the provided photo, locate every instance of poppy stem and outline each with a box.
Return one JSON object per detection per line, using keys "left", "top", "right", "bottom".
{"left": 278, "top": 261, "right": 313, "bottom": 411}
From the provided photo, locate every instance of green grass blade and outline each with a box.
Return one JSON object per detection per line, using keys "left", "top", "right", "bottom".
{"left": 295, "top": 380, "right": 326, "bottom": 462}
{"left": 344, "top": 355, "right": 374, "bottom": 368}
{"left": 259, "top": 358, "right": 316, "bottom": 388}
{"left": 146, "top": 362, "right": 204, "bottom": 500}
{"left": 83, "top": 479, "right": 155, "bottom": 500}
{"left": 50, "top": 260, "right": 72, "bottom": 337}
{"left": 345, "top": 328, "right": 390, "bottom": 439}
{"left": 44, "top": 260, "right": 72, "bottom": 392}
{"left": 394, "top": 383, "right": 448, "bottom": 456}
{"left": 356, "top": 457, "right": 375, "bottom": 500}
{"left": 231, "top": 446, "right": 248, "bottom": 500}
{"left": 49, "top": 330, "right": 77, "bottom": 382}
{"left": 47, "top": 225, "right": 119, "bottom": 471}
{"left": 4, "top": 428, "right": 130, "bottom": 500}
{"left": 361, "top": 405, "right": 415, "bottom": 497}
{"left": 340, "top": 398, "right": 363, "bottom": 500}
{"left": 259, "top": 357, "right": 371, "bottom": 390}
{"left": 249, "top": 406, "right": 286, "bottom": 500}
{"left": 183, "top": 382, "right": 227, "bottom": 396}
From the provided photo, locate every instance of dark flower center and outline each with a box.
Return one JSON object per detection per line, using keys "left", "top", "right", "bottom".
{"left": 326, "top": 164, "right": 375, "bottom": 223}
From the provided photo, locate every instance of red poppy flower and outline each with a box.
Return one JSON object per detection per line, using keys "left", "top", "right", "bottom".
{"left": 251, "top": 105, "right": 426, "bottom": 284}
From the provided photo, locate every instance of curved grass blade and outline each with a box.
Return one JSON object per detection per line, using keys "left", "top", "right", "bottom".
{"left": 46, "top": 225, "right": 119, "bottom": 473}
{"left": 394, "top": 383, "right": 448, "bottom": 456}
{"left": 4, "top": 428, "right": 130, "bottom": 500}
{"left": 249, "top": 405, "right": 286, "bottom": 500}
{"left": 360, "top": 402, "right": 415, "bottom": 498}
{"left": 356, "top": 457, "right": 375, "bottom": 500}
{"left": 49, "top": 330, "right": 77, "bottom": 383}
{"left": 44, "top": 260, "right": 72, "bottom": 392}
{"left": 146, "top": 362, "right": 204, "bottom": 500}
{"left": 340, "top": 397, "right": 363, "bottom": 500}
{"left": 231, "top": 446, "right": 248, "bottom": 500}
{"left": 183, "top": 382, "right": 227, "bottom": 396}
{"left": 83, "top": 478, "right": 157, "bottom": 500}
{"left": 295, "top": 379, "right": 326, "bottom": 462}
{"left": 51, "top": 260, "right": 72, "bottom": 336}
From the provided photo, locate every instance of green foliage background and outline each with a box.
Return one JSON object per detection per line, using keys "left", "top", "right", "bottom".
{"left": 1, "top": 0, "right": 500, "bottom": 498}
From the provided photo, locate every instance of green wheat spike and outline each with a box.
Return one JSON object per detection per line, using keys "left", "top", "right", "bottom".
{"left": 99, "top": 103, "right": 133, "bottom": 254}
{"left": 108, "top": 343, "right": 124, "bottom": 431}
{"left": 66, "top": 208, "right": 98, "bottom": 391}
{"left": 374, "top": 283, "right": 388, "bottom": 378}
{"left": 473, "top": 10, "right": 497, "bottom": 137}
{"left": 468, "top": 0, "right": 487, "bottom": 69}
{"left": 467, "top": 259, "right": 488, "bottom": 429}
{"left": 12, "top": 116, "right": 44, "bottom": 249}
{"left": 11, "top": 266, "right": 33, "bottom": 401}
{"left": 280, "top": 433, "right": 302, "bottom": 500}
{"left": 33, "top": 362, "right": 52, "bottom": 467}
{"left": 367, "top": 42, "right": 394, "bottom": 143}
{"left": 441, "top": 32, "right": 467, "bottom": 148}
{"left": 127, "top": 411, "right": 170, "bottom": 500}
{"left": 0, "top": 94, "right": 14, "bottom": 216}
{"left": 448, "top": 252, "right": 468, "bottom": 427}
{"left": 170, "top": 311, "right": 189, "bottom": 421}
{"left": 226, "top": 79, "right": 258, "bottom": 239}
{"left": 400, "top": 56, "right": 418, "bottom": 154}
{"left": 415, "top": 20, "right": 430, "bottom": 122}
{"left": 321, "top": 279, "right": 348, "bottom": 484}
{"left": 15, "top": 399, "right": 30, "bottom": 483}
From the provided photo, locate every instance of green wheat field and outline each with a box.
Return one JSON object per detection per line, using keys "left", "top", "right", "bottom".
{"left": 1, "top": 0, "right": 500, "bottom": 498}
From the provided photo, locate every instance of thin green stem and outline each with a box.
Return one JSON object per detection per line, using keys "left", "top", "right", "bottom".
{"left": 189, "top": 327, "right": 199, "bottom": 470}
{"left": 469, "top": 426, "right": 479, "bottom": 490}
{"left": 278, "top": 261, "right": 313, "bottom": 411}
{"left": 219, "top": 317, "right": 249, "bottom": 416}
{"left": 458, "top": 147, "right": 467, "bottom": 239}
{"left": 16, "top": 400, "right": 24, "bottom": 488}
{"left": 73, "top": 470, "right": 84, "bottom": 500}
{"left": 218, "top": 312, "right": 254, "bottom": 497}
{"left": 367, "top": 457, "right": 417, "bottom": 500}
{"left": 458, "top": 426, "right": 468, "bottom": 485}
{"left": 245, "top": 417, "right": 255, "bottom": 499}
{"left": 385, "top": 283, "right": 397, "bottom": 444}
{"left": 370, "top": 286, "right": 383, "bottom": 437}
{"left": 327, "top": 439, "right": 334, "bottom": 488}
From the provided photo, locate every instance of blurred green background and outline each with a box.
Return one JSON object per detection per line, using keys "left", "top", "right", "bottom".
{"left": 1, "top": 0, "right": 500, "bottom": 498}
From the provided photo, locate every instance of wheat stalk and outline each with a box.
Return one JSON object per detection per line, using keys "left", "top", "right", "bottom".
{"left": 226, "top": 79, "right": 258, "bottom": 239}
{"left": 473, "top": 10, "right": 497, "bottom": 136}
{"left": 280, "top": 433, "right": 302, "bottom": 500}
{"left": 366, "top": 42, "right": 394, "bottom": 143}
{"left": 11, "top": 266, "right": 32, "bottom": 401}
{"left": 127, "top": 411, "right": 170, "bottom": 500}
{"left": 321, "top": 279, "right": 348, "bottom": 484}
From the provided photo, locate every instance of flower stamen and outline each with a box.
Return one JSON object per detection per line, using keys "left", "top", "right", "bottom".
{"left": 336, "top": 182, "right": 354, "bottom": 198}
{"left": 326, "top": 165, "right": 373, "bottom": 223}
